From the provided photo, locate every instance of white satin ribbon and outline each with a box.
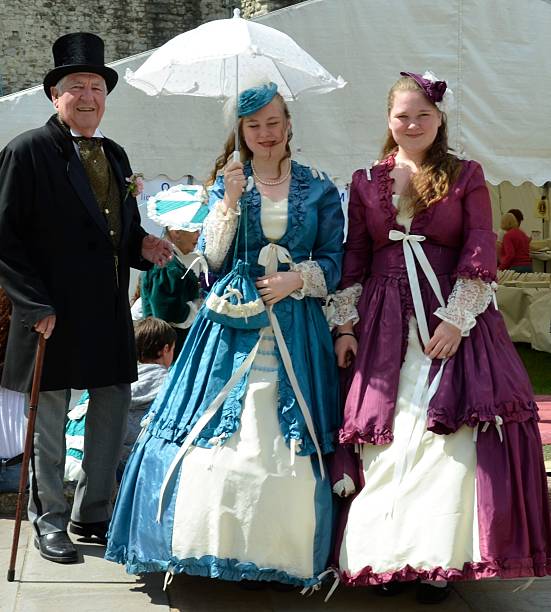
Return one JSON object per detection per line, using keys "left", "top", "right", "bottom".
{"left": 155, "top": 241, "right": 326, "bottom": 521}
{"left": 472, "top": 414, "right": 504, "bottom": 443}
{"left": 181, "top": 252, "right": 210, "bottom": 286}
{"left": 163, "top": 567, "right": 175, "bottom": 590}
{"left": 491, "top": 280, "right": 499, "bottom": 310}
{"left": 220, "top": 286, "right": 243, "bottom": 306}
{"left": 301, "top": 568, "right": 340, "bottom": 602}
{"left": 258, "top": 241, "right": 325, "bottom": 478}
{"left": 385, "top": 229, "right": 448, "bottom": 516}
{"left": 388, "top": 229, "right": 446, "bottom": 346}
{"left": 156, "top": 329, "right": 266, "bottom": 522}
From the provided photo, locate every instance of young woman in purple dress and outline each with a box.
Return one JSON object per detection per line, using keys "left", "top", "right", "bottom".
{"left": 331, "top": 71, "right": 551, "bottom": 604}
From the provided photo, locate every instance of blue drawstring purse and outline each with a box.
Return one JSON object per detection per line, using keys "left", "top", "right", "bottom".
{"left": 203, "top": 197, "right": 269, "bottom": 330}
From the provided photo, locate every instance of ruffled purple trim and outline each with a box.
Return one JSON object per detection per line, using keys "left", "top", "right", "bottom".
{"left": 339, "top": 398, "right": 539, "bottom": 444}
{"left": 456, "top": 265, "right": 497, "bottom": 283}
{"left": 375, "top": 155, "right": 399, "bottom": 231}
{"left": 338, "top": 427, "right": 394, "bottom": 446}
{"left": 340, "top": 555, "right": 551, "bottom": 586}
{"left": 428, "top": 399, "right": 539, "bottom": 435}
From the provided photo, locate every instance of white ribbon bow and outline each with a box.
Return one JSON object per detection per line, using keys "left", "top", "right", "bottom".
{"left": 258, "top": 243, "right": 292, "bottom": 276}
{"left": 220, "top": 285, "right": 243, "bottom": 306}
{"left": 385, "top": 229, "right": 448, "bottom": 516}
{"left": 388, "top": 229, "right": 445, "bottom": 346}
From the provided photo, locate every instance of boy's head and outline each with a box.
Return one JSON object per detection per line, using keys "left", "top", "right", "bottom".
{"left": 134, "top": 317, "right": 177, "bottom": 367}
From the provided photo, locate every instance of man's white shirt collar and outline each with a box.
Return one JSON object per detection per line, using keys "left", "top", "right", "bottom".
{"left": 70, "top": 127, "right": 104, "bottom": 138}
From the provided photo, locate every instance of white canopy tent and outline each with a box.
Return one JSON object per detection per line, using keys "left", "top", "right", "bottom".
{"left": 1, "top": 0, "right": 550, "bottom": 235}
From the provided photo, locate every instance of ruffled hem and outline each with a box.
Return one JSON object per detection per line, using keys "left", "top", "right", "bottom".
{"left": 340, "top": 556, "right": 551, "bottom": 586}
{"left": 428, "top": 399, "right": 540, "bottom": 434}
{"left": 338, "top": 428, "right": 394, "bottom": 446}
{"left": 151, "top": 422, "right": 336, "bottom": 457}
{"left": 456, "top": 265, "right": 497, "bottom": 283}
{"left": 376, "top": 155, "right": 398, "bottom": 231}
{"left": 105, "top": 546, "right": 320, "bottom": 587}
{"left": 339, "top": 398, "right": 539, "bottom": 442}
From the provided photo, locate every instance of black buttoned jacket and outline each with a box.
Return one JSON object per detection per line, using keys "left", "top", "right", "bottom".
{"left": 0, "top": 115, "right": 151, "bottom": 392}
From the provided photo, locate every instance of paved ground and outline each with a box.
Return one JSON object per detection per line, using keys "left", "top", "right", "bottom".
{"left": 0, "top": 520, "right": 167, "bottom": 612}
{"left": 167, "top": 572, "right": 551, "bottom": 611}
{"left": 1, "top": 519, "right": 550, "bottom": 612}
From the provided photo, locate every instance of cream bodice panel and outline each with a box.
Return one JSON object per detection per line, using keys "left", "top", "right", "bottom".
{"left": 260, "top": 196, "right": 288, "bottom": 242}
{"left": 392, "top": 194, "right": 413, "bottom": 233}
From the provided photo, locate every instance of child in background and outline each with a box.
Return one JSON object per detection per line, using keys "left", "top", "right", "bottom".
{"left": 65, "top": 318, "right": 176, "bottom": 482}
{"left": 140, "top": 228, "right": 201, "bottom": 357}
{"left": 139, "top": 184, "right": 209, "bottom": 358}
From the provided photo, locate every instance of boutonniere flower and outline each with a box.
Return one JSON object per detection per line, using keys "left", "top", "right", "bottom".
{"left": 126, "top": 172, "right": 145, "bottom": 197}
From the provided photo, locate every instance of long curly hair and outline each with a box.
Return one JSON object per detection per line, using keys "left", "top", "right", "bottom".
{"left": 206, "top": 93, "right": 292, "bottom": 186}
{"left": 381, "top": 76, "right": 462, "bottom": 214}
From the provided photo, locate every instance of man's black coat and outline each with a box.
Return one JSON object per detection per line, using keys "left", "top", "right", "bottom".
{"left": 0, "top": 115, "right": 152, "bottom": 392}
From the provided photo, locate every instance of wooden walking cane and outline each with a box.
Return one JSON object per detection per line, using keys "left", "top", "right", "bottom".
{"left": 7, "top": 333, "right": 46, "bottom": 582}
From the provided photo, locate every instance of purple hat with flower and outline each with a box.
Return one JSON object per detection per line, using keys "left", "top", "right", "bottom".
{"left": 400, "top": 71, "right": 448, "bottom": 108}
{"left": 238, "top": 82, "right": 278, "bottom": 117}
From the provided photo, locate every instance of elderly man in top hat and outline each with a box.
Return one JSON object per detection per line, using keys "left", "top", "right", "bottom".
{"left": 0, "top": 32, "right": 173, "bottom": 564}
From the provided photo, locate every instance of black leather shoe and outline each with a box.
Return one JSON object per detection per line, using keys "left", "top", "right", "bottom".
{"left": 34, "top": 532, "right": 78, "bottom": 564}
{"left": 69, "top": 520, "right": 109, "bottom": 545}
{"left": 373, "top": 581, "right": 407, "bottom": 597}
{"left": 416, "top": 583, "right": 451, "bottom": 604}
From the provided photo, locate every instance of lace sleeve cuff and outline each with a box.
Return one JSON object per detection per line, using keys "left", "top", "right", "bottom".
{"left": 203, "top": 200, "right": 240, "bottom": 271}
{"left": 289, "top": 260, "right": 328, "bottom": 300}
{"left": 434, "top": 277, "right": 493, "bottom": 336}
{"left": 326, "top": 283, "right": 362, "bottom": 327}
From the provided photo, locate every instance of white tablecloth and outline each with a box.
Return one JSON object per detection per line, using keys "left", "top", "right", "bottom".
{"left": 496, "top": 286, "right": 551, "bottom": 353}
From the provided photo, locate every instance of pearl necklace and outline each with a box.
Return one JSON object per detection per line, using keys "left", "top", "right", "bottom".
{"left": 251, "top": 159, "right": 291, "bottom": 186}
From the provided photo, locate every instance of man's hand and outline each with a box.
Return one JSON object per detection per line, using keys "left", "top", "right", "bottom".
{"left": 256, "top": 271, "right": 302, "bottom": 305}
{"left": 425, "top": 320, "right": 462, "bottom": 359}
{"left": 34, "top": 314, "right": 56, "bottom": 339}
{"left": 141, "top": 235, "right": 173, "bottom": 267}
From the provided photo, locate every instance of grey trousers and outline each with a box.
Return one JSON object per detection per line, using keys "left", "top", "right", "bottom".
{"left": 27, "top": 384, "right": 130, "bottom": 536}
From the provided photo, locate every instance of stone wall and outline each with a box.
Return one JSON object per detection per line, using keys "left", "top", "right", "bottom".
{"left": 240, "top": 0, "right": 303, "bottom": 18}
{"left": 0, "top": 0, "right": 233, "bottom": 95}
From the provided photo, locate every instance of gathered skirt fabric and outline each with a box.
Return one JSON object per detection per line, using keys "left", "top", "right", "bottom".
{"left": 106, "top": 331, "right": 333, "bottom": 587}
{"left": 339, "top": 320, "right": 551, "bottom": 585}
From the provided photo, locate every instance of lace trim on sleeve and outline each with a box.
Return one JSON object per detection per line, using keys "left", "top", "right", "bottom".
{"left": 434, "top": 277, "right": 493, "bottom": 336}
{"left": 289, "top": 260, "right": 328, "bottom": 300}
{"left": 203, "top": 200, "right": 240, "bottom": 272}
{"left": 326, "top": 283, "right": 362, "bottom": 327}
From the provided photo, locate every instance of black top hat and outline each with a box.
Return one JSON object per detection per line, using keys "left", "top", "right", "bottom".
{"left": 43, "top": 32, "right": 118, "bottom": 100}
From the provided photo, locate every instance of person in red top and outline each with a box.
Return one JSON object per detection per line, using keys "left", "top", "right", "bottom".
{"left": 499, "top": 212, "right": 532, "bottom": 271}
